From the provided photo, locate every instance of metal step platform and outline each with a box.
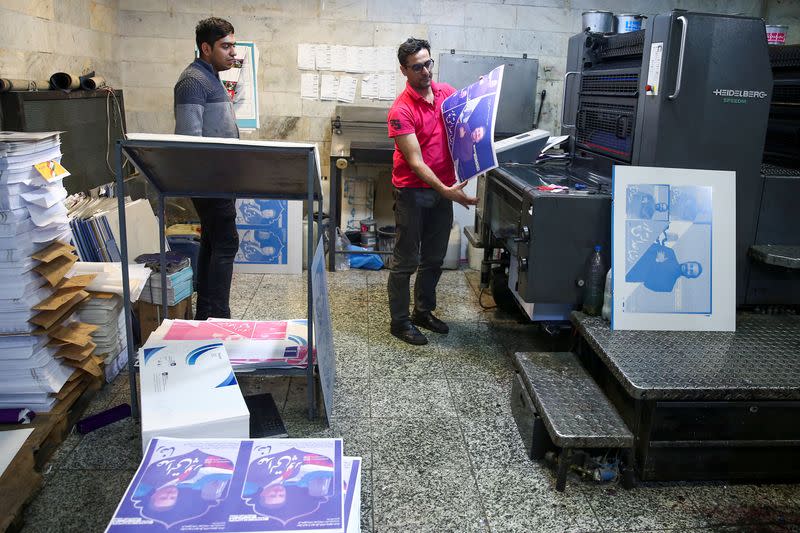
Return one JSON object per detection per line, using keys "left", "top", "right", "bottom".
{"left": 513, "top": 351, "right": 634, "bottom": 491}
{"left": 571, "top": 311, "right": 800, "bottom": 481}
{"left": 750, "top": 244, "right": 800, "bottom": 270}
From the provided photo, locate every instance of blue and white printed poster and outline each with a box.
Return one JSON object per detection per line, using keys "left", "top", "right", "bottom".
{"left": 612, "top": 166, "right": 735, "bottom": 331}
{"left": 442, "top": 65, "right": 504, "bottom": 182}
{"left": 234, "top": 199, "right": 303, "bottom": 274}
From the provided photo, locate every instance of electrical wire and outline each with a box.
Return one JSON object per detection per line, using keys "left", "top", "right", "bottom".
{"left": 102, "top": 86, "right": 127, "bottom": 179}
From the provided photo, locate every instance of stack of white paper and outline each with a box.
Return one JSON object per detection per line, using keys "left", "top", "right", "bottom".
{"left": 106, "top": 437, "right": 361, "bottom": 533}
{"left": 76, "top": 293, "right": 128, "bottom": 382}
{"left": 138, "top": 338, "right": 250, "bottom": 451}
{"left": 66, "top": 262, "right": 151, "bottom": 301}
{"left": 0, "top": 132, "right": 78, "bottom": 411}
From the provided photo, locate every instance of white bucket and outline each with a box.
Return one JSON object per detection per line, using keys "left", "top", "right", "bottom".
{"left": 615, "top": 14, "right": 645, "bottom": 33}
{"left": 443, "top": 223, "right": 461, "bottom": 270}
{"left": 766, "top": 24, "right": 788, "bottom": 45}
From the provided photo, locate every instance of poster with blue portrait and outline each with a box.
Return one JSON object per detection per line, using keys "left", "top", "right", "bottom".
{"left": 442, "top": 65, "right": 504, "bottom": 182}
{"left": 106, "top": 437, "right": 348, "bottom": 533}
{"left": 234, "top": 199, "right": 303, "bottom": 274}
{"left": 612, "top": 166, "right": 735, "bottom": 331}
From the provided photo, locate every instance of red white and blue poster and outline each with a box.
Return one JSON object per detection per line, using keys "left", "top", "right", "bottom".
{"left": 442, "top": 65, "right": 504, "bottom": 182}
{"left": 106, "top": 437, "right": 345, "bottom": 533}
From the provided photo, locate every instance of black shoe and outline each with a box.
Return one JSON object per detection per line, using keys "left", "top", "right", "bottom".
{"left": 390, "top": 323, "right": 428, "bottom": 345}
{"left": 411, "top": 311, "right": 449, "bottom": 334}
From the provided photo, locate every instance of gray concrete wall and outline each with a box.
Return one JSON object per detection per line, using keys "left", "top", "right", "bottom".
{"left": 0, "top": 0, "right": 120, "bottom": 88}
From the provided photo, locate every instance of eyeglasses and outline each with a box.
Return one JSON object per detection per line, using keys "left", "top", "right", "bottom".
{"left": 406, "top": 59, "right": 434, "bottom": 72}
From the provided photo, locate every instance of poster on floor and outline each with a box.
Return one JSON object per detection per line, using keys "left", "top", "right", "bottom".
{"left": 234, "top": 199, "right": 303, "bottom": 275}
{"left": 218, "top": 40, "right": 260, "bottom": 130}
{"left": 441, "top": 65, "right": 504, "bottom": 182}
{"left": 106, "top": 437, "right": 347, "bottom": 533}
{"left": 612, "top": 166, "right": 735, "bottom": 331}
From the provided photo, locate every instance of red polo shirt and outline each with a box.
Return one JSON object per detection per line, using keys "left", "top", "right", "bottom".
{"left": 387, "top": 80, "right": 456, "bottom": 189}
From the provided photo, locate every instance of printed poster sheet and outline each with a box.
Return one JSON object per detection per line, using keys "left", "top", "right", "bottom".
{"left": 107, "top": 437, "right": 344, "bottom": 533}
{"left": 219, "top": 41, "right": 260, "bottom": 130}
{"left": 612, "top": 166, "right": 736, "bottom": 331}
{"left": 442, "top": 65, "right": 504, "bottom": 182}
{"left": 150, "top": 318, "right": 312, "bottom": 370}
{"left": 234, "top": 199, "right": 303, "bottom": 275}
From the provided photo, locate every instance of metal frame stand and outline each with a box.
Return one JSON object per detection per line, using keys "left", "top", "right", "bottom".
{"left": 116, "top": 137, "right": 324, "bottom": 421}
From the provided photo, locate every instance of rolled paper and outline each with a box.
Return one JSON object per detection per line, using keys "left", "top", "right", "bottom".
{"left": 50, "top": 72, "right": 81, "bottom": 91}
{"left": 80, "top": 75, "right": 106, "bottom": 90}
{"left": 0, "top": 78, "right": 51, "bottom": 92}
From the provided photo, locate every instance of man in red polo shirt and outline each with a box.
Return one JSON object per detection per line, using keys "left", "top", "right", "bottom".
{"left": 386, "top": 37, "right": 478, "bottom": 345}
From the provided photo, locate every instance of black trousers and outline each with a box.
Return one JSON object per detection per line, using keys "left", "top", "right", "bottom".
{"left": 192, "top": 198, "right": 239, "bottom": 320}
{"left": 387, "top": 187, "right": 453, "bottom": 327}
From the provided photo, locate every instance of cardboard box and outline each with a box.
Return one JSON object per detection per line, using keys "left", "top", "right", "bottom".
{"left": 134, "top": 298, "right": 191, "bottom": 344}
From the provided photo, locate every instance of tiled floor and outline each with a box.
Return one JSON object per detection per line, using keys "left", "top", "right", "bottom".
{"left": 21, "top": 269, "right": 800, "bottom": 532}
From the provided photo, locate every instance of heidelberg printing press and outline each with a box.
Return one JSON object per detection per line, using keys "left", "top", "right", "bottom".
{"left": 483, "top": 10, "right": 800, "bottom": 483}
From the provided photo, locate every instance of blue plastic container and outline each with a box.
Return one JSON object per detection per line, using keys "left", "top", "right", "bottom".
{"left": 167, "top": 235, "right": 200, "bottom": 289}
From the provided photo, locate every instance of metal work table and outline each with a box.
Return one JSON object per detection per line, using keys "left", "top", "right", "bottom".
{"left": 115, "top": 134, "right": 327, "bottom": 420}
{"left": 571, "top": 311, "right": 800, "bottom": 401}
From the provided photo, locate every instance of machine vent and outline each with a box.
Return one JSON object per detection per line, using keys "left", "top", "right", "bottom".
{"left": 576, "top": 101, "right": 636, "bottom": 161}
{"left": 596, "top": 30, "right": 646, "bottom": 58}
{"left": 581, "top": 73, "right": 640, "bottom": 97}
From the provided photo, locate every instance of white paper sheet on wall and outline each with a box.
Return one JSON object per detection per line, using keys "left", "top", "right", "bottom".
{"left": 297, "top": 43, "right": 316, "bottom": 70}
{"left": 320, "top": 74, "right": 339, "bottom": 100}
{"left": 378, "top": 72, "right": 397, "bottom": 100}
{"left": 301, "top": 73, "right": 320, "bottom": 99}
{"left": 360, "top": 75, "right": 379, "bottom": 99}
{"left": 337, "top": 76, "right": 358, "bottom": 103}
{"left": 345, "top": 46, "right": 361, "bottom": 73}
{"left": 361, "top": 47, "right": 377, "bottom": 73}
{"left": 330, "top": 45, "right": 347, "bottom": 72}
{"left": 315, "top": 44, "right": 331, "bottom": 70}
{"left": 378, "top": 46, "right": 397, "bottom": 71}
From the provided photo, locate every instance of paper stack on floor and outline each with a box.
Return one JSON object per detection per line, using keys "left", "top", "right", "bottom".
{"left": 0, "top": 242, "right": 106, "bottom": 412}
{"left": 106, "top": 437, "right": 361, "bottom": 533}
{"left": 0, "top": 132, "right": 106, "bottom": 412}
{"left": 138, "top": 337, "right": 249, "bottom": 451}
{"left": 146, "top": 319, "right": 313, "bottom": 370}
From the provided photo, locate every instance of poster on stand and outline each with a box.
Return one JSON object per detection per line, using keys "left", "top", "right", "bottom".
{"left": 612, "top": 166, "right": 736, "bottom": 331}
{"left": 234, "top": 199, "right": 302, "bottom": 274}
{"left": 441, "top": 65, "right": 504, "bottom": 182}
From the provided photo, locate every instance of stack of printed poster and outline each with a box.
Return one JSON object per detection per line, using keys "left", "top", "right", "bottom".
{"left": 106, "top": 437, "right": 361, "bottom": 533}
{"left": 0, "top": 132, "right": 103, "bottom": 412}
{"left": 146, "top": 319, "right": 314, "bottom": 371}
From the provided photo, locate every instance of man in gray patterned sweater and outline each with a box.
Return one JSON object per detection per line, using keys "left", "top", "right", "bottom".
{"left": 174, "top": 17, "right": 240, "bottom": 320}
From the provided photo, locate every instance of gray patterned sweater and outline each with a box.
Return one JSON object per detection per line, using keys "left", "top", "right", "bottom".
{"left": 174, "top": 58, "right": 239, "bottom": 138}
